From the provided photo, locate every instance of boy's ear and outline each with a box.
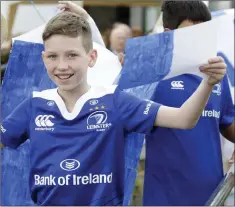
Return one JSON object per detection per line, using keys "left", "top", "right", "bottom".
{"left": 88, "top": 49, "right": 98, "bottom": 68}
{"left": 41, "top": 51, "right": 45, "bottom": 62}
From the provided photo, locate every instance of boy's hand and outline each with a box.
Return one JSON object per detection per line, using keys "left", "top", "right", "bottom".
{"left": 57, "top": 1, "right": 89, "bottom": 20}
{"left": 199, "top": 56, "right": 227, "bottom": 86}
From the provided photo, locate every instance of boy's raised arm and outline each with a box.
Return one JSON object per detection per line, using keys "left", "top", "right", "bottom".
{"left": 154, "top": 56, "right": 227, "bottom": 129}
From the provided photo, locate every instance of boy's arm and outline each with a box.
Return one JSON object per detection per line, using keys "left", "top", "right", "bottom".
{"left": 154, "top": 56, "right": 227, "bottom": 129}
{"left": 155, "top": 79, "right": 213, "bottom": 129}
{"left": 57, "top": 1, "right": 105, "bottom": 46}
{"left": 1, "top": 98, "right": 31, "bottom": 149}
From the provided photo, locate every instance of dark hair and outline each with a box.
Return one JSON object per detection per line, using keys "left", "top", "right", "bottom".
{"left": 42, "top": 12, "right": 92, "bottom": 53}
{"left": 161, "top": 1, "right": 211, "bottom": 30}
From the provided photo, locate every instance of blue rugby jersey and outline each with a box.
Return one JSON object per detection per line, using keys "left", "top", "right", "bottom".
{"left": 1, "top": 85, "right": 160, "bottom": 206}
{"left": 143, "top": 75, "right": 234, "bottom": 206}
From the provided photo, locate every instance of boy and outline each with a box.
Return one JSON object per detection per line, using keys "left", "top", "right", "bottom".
{"left": 143, "top": 1, "right": 235, "bottom": 206}
{"left": 1, "top": 12, "right": 227, "bottom": 206}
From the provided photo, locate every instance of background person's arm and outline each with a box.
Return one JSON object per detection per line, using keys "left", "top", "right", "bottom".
{"left": 221, "top": 122, "right": 235, "bottom": 144}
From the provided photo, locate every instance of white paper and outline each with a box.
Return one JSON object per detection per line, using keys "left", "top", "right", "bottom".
{"left": 87, "top": 42, "right": 122, "bottom": 86}
{"left": 12, "top": 24, "right": 46, "bottom": 44}
{"left": 163, "top": 18, "right": 219, "bottom": 80}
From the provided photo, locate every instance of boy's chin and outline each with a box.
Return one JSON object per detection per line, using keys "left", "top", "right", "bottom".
{"left": 57, "top": 84, "right": 79, "bottom": 92}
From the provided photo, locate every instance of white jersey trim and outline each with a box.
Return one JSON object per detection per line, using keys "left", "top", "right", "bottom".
{"left": 33, "top": 85, "right": 118, "bottom": 120}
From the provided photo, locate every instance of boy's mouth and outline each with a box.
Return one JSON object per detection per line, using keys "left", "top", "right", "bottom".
{"left": 55, "top": 74, "right": 74, "bottom": 80}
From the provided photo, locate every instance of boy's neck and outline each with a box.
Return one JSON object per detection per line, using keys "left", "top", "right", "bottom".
{"left": 58, "top": 82, "right": 91, "bottom": 113}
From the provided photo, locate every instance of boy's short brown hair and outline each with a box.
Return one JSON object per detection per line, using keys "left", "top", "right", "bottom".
{"left": 42, "top": 12, "right": 93, "bottom": 53}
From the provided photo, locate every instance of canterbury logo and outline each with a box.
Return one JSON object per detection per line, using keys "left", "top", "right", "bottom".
{"left": 35, "top": 115, "right": 55, "bottom": 127}
{"left": 171, "top": 81, "right": 184, "bottom": 90}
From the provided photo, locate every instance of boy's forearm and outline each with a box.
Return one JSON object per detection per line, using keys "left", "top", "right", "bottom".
{"left": 179, "top": 78, "right": 213, "bottom": 128}
{"left": 154, "top": 79, "right": 214, "bottom": 129}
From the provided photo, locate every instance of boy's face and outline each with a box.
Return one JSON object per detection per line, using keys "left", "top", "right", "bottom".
{"left": 42, "top": 35, "right": 97, "bottom": 91}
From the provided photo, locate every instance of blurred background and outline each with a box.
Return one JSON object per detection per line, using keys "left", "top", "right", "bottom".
{"left": 1, "top": 0, "right": 234, "bottom": 205}
{"left": 1, "top": 1, "right": 234, "bottom": 79}
{"left": 1, "top": 1, "right": 234, "bottom": 39}
{"left": 1, "top": 1, "right": 234, "bottom": 70}
{"left": 1, "top": 0, "right": 234, "bottom": 39}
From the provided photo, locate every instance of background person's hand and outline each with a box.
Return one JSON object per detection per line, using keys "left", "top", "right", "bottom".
{"left": 118, "top": 53, "right": 125, "bottom": 66}
{"left": 200, "top": 56, "right": 227, "bottom": 86}
{"left": 57, "top": 1, "right": 89, "bottom": 20}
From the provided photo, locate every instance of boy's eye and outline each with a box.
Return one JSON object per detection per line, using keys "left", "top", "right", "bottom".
{"left": 68, "top": 54, "right": 78, "bottom": 58}
{"left": 48, "top": 54, "right": 57, "bottom": 59}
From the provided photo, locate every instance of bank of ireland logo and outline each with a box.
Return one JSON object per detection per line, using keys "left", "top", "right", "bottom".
{"left": 35, "top": 115, "right": 55, "bottom": 131}
{"left": 60, "top": 159, "right": 80, "bottom": 171}
{"left": 87, "top": 111, "right": 112, "bottom": 131}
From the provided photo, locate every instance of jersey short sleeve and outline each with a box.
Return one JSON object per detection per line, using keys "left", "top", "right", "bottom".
{"left": 114, "top": 88, "right": 161, "bottom": 134}
{"left": 1, "top": 98, "right": 31, "bottom": 149}
{"left": 220, "top": 75, "right": 234, "bottom": 129}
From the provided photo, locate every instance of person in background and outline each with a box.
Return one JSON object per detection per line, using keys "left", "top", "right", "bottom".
{"left": 143, "top": 1, "right": 235, "bottom": 206}
{"left": 109, "top": 22, "right": 132, "bottom": 55}
{"left": 131, "top": 26, "right": 144, "bottom": 37}
{"left": 101, "top": 28, "right": 111, "bottom": 48}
